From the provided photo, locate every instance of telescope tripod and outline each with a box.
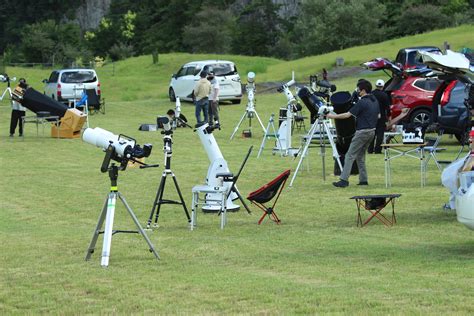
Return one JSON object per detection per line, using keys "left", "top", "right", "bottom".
{"left": 230, "top": 103, "right": 266, "bottom": 140}
{"left": 289, "top": 117, "right": 343, "bottom": 186}
{"left": 85, "top": 164, "right": 160, "bottom": 267}
{"left": 0, "top": 86, "right": 12, "bottom": 101}
{"left": 146, "top": 135, "right": 190, "bottom": 229}
{"left": 257, "top": 114, "right": 283, "bottom": 158}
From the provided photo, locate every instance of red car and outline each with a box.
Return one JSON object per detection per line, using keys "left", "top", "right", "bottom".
{"left": 363, "top": 57, "right": 440, "bottom": 125}
{"left": 364, "top": 56, "right": 469, "bottom": 141}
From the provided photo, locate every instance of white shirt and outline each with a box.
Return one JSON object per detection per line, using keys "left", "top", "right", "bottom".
{"left": 209, "top": 78, "right": 220, "bottom": 101}
{"left": 12, "top": 100, "right": 26, "bottom": 111}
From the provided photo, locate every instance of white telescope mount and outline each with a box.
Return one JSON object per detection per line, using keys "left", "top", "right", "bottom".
{"left": 196, "top": 123, "right": 250, "bottom": 212}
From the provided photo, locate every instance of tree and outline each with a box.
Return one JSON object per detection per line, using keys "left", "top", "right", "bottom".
{"left": 231, "top": 0, "right": 282, "bottom": 56}
{"left": 182, "top": 7, "right": 234, "bottom": 53}
{"left": 396, "top": 4, "right": 451, "bottom": 36}
{"left": 17, "top": 20, "right": 83, "bottom": 66}
{"left": 293, "top": 0, "right": 386, "bottom": 57}
{"left": 85, "top": 10, "right": 137, "bottom": 60}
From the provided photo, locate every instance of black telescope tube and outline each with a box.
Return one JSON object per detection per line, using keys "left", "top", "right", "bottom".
{"left": 21, "top": 88, "right": 68, "bottom": 118}
{"left": 297, "top": 87, "right": 323, "bottom": 123}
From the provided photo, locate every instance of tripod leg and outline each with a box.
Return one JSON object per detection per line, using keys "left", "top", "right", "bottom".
{"left": 146, "top": 173, "right": 166, "bottom": 228}
{"left": 232, "top": 187, "right": 252, "bottom": 214}
{"left": 85, "top": 196, "right": 108, "bottom": 261}
{"left": 253, "top": 110, "right": 267, "bottom": 134}
{"left": 272, "top": 121, "right": 284, "bottom": 157}
{"left": 319, "top": 123, "right": 326, "bottom": 181}
{"left": 257, "top": 122, "right": 271, "bottom": 158}
{"left": 171, "top": 173, "right": 191, "bottom": 222}
{"left": 101, "top": 192, "right": 117, "bottom": 267}
{"left": 118, "top": 193, "right": 160, "bottom": 260}
{"left": 153, "top": 175, "right": 167, "bottom": 226}
{"left": 289, "top": 121, "right": 318, "bottom": 187}
{"left": 323, "top": 121, "right": 342, "bottom": 171}
{"left": 230, "top": 111, "right": 248, "bottom": 140}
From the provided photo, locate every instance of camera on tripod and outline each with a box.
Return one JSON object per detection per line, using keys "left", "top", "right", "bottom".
{"left": 82, "top": 127, "right": 152, "bottom": 172}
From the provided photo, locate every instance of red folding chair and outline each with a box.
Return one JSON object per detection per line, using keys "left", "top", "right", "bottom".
{"left": 247, "top": 170, "right": 290, "bottom": 225}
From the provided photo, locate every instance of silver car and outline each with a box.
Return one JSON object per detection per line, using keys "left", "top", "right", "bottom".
{"left": 43, "top": 69, "right": 100, "bottom": 103}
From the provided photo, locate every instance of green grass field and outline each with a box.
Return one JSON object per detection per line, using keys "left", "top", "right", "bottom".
{"left": 1, "top": 25, "right": 474, "bottom": 314}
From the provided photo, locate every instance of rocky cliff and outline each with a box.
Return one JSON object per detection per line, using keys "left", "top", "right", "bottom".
{"left": 75, "top": 0, "right": 112, "bottom": 30}
{"left": 74, "top": 0, "right": 299, "bottom": 31}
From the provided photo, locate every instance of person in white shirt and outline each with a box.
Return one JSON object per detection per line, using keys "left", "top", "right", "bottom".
{"left": 10, "top": 78, "right": 27, "bottom": 137}
{"left": 207, "top": 71, "right": 220, "bottom": 128}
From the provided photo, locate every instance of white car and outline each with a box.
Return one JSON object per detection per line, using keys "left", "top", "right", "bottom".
{"left": 43, "top": 69, "right": 100, "bottom": 103}
{"left": 169, "top": 60, "right": 242, "bottom": 104}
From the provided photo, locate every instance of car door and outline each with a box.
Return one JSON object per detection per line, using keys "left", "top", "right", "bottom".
{"left": 44, "top": 71, "right": 59, "bottom": 99}
{"left": 173, "top": 65, "right": 198, "bottom": 99}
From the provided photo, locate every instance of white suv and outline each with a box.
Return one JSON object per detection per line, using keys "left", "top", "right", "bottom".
{"left": 169, "top": 60, "right": 242, "bottom": 104}
{"left": 43, "top": 69, "right": 100, "bottom": 103}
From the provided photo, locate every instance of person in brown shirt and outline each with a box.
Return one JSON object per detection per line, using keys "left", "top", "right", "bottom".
{"left": 193, "top": 71, "right": 211, "bottom": 126}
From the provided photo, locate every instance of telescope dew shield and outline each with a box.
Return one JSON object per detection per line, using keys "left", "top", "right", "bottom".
{"left": 330, "top": 91, "right": 358, "bottom": 175}
{"left": 22, "top": 88, "right": 68, "bottom": 117}
{"left": 331, "top": 91, "right": 355, "bottom": 148}
{"left": 247, "top": 71, "right": 255, "bottom": 84}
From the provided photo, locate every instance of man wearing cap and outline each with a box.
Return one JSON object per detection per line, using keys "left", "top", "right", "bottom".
{"left": 368, "top": 79, "right": 391, "bottom": 154}
{"left": 193, "top": 71, "right": 211, "bottom": 126}
{"left": 327, "top": 79, "right": 379, "bottom": 187}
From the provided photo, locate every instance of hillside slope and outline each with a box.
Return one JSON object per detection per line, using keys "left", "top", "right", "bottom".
{"left": 1, "top": 24, "right": 472, "bottom": 103}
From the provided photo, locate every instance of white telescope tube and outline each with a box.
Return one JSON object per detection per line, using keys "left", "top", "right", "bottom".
{"left": 82, "top": 127, "right": 133, "bottom": 158}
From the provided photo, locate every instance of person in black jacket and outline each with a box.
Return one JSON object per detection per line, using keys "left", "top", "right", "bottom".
{"left": 368, "top": 79, "right": 391, "bottom": 154}
{"left": 327, "top": 79, "right": 380, "bottom": 187}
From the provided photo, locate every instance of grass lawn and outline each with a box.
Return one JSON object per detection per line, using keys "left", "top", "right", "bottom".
{"left": 1, "top": 92, "right": 473, "bottom": 314}
{"left": 1, "top": 25, "right": 474, "bottom": 314}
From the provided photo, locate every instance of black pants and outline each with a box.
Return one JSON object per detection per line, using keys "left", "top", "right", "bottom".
{"left": 10, "top": 110, "right": 25, "bottom": 135}
{"left": 368, "top": 124, "right": 385, "bottom": 153}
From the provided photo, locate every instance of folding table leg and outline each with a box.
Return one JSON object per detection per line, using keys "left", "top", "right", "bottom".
{"left": 356, "top": 200, "right": 363, "bottom": 227}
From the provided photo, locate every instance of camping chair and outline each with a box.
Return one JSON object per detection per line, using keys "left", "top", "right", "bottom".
{"left": 247, "top": 169, "right": 291, "bottom": 225}
{"left": 420, "top": 131, "right": 448, "bottom": 171}
{"left": 86, "top": 89, "right": 105, "bottom": 115}
{"left": 293, "top": 106, "right": 307, "bottom": 132}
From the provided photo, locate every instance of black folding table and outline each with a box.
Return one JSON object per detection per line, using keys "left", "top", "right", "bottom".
{"left": 350, "top": 194, "right": 401, "bottom": 227}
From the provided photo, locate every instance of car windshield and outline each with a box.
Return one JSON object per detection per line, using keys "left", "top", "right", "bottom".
{"left": 61, "top": 71, "right": 96, "bottom": 83}
{"left": 408, "top": 49, "right": 441, "bottom": 67}
{"left": 203, "top": 64, "right": 237, "bottom": 76}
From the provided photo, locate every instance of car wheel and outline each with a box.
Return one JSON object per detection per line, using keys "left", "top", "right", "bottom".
{"left": 169, "top": 88, "right": 176, "bottom": 102}
{"left": 231, "top": 99, "right": 241, "bottom": 104}
{"left": 410, "top": 109, "right": 431, "bottom": 127}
